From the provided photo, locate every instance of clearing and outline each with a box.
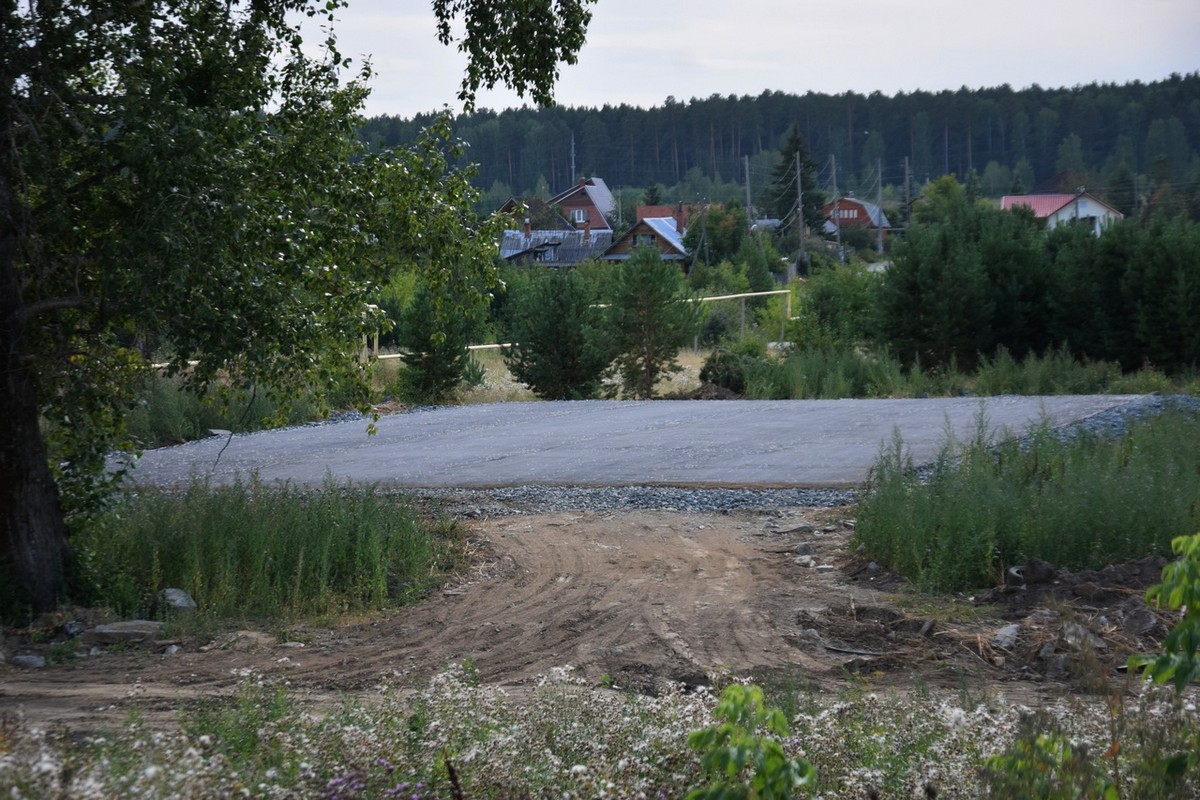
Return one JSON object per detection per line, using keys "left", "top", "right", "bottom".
{"left": 1, "top": 506, "right": 1171, "bottom": 730}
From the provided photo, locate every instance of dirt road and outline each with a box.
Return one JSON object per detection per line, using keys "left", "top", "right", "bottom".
{"left": 8, "top": 505, "right": 1163, "bottom": 731}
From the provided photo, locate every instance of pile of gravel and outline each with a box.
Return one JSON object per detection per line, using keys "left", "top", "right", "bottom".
{"left": 409, "top": 485, "right": 860, "bottom": 518}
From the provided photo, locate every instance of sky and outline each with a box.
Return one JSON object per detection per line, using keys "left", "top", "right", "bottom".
{"left": 325, "top": 0, "right": 1200, "bottom": 119}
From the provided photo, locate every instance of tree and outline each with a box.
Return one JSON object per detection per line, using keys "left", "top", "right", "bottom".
{"left": 607, "top": 249, "right": 700, "bottom": 399}
{"left": 1, "top": 0, "right": 591, "bottom": 613}
{"left": 504, "top": 269, "right": 612, "bottom": 400}
{"left": 766, "top": 125, "right": 824, "bottom": 233}
{"left": 395, "top": 283, "right": 477, "bottom": 406}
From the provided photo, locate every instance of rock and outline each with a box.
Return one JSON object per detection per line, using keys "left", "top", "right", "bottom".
{"left": 164, "top": 644, "right": 181, "bottom": 655}
{"left": 158, "top": 588, "right": 198, "bottom": 612}
{"left": 1023, "top": 558, "right": 1057, "bottom": 584}
{"left": 992, "top": 623, "right": 1021, "bottom": 649}
{"left": 865, "top": 561, "right": 880, "bottom": 573}
{"left": 87, "top": 620, "right": 164, "bottom": 644}
{"left": 1038, "top": 642, "right": 1057, "bottom": 659}
{"left": 1061, "top": 621, "right": 1107, "bottom": 651}
{"left": 1119, "top": 603, "right": 1160, "bottom": 637}
{"left": 1005, "top": 565, "right": 1026, "bottom": 586}
{"left": 1072, "top": 582, "right": 1104, "bottom": 601}
{"left": 1045, "top": 654, "right": 1071, "bottom": 680}
{"left": 207, "top": 429, "right": 232, "bottom": 437}
{"left": 61, "top": 619, "right": 87, "bottom": 638}
{"left": 11, "top": 654, "right": 45, "bottom": 669}
{"left": 779, "top": 523, "right": 815, "bottom": 535}
{"left": 794, "top": 542, "right": 813, "bottom": 556}
{"left": 794, "top": 555, "right": 814, "bottom": 567}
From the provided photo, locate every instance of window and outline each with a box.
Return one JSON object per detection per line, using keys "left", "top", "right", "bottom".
{"left": 635, "top": 234, "right": 655, "bottom": 248}
{"left": 572, "top": 208, "right": 587, "bottom": 224}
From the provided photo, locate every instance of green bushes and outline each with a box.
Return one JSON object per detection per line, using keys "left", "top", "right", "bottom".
{"left": 854, "top": 410, "right": 1200, "bottom": 593}
{"left": 70, "top": 478, "right": 458, "bottom": 620}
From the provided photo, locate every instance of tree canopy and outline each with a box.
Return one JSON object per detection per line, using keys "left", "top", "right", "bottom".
{"left": 1, "top": 0, "right": 592, "bottom": 613}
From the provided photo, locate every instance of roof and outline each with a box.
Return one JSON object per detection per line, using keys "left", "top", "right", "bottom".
{"left": 824, "top": 196, "right": 891, "bottom": 228}
{"left": 549, "top": 177, "right": 615, "bottom": 221}
{"left": 602, "top": 217, "right": 686, "bottom": 261}
{"left": 1000, "top": 193, "right": 1076, "bottom": 217}
{"left": 1000, "top": 192, "right": 1122, "bottom": 219}
{"left": 642, "top": 217, "right": 685, "bottom": 252}
{"left": 499, "top": 228, "right": 613, "bottom": 266}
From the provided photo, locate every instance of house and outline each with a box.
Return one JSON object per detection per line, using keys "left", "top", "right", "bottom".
{"left": 821, "top": 195, "right": 891, "bottom": 236}
{"left": 636, "top": 203, "right": 706, "bottom": 230}
{"left": 499, "top": 219, "right": 613, "bottom": 267}
{"left": 497, "top": 178, "right": 616, "bottom": 267}
{"left": 603, "top": 217, "right": 686, "bottom": 263}
{"left": 551, "top": 177, "right": 615, "bottom": 232}
{"left": 1000, "top": 191, "right": 1123, "bottom": 236}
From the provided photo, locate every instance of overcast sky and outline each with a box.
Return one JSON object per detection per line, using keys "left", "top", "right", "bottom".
{"left": 327, "top": 0, "right": 1200, "bottom": 118}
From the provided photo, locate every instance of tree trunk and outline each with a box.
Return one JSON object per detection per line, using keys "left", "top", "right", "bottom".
{"left": 1, "top": 144, "right": 71, "bottom": 616}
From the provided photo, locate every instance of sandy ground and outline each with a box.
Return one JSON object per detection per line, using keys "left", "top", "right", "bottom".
{"left": 0, "top": 507, "right": 1171, "bottom": 732}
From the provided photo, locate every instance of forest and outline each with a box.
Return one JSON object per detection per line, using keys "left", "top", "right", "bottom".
{"left": 361, "top": 72, "right": 1200, "bottom": 219}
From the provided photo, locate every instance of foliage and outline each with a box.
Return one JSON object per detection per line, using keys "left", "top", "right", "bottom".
{"left": 685, "top": 206, "right": 751, "bottom": 268}
{"left": 700, "top": 340, "right": 768, "bottom": 395}
{"left": 394, "top": 283, "right": 480, "bottom": 406}
{"left": 364, "top": 74, "right": 1200, "bottom": 211}
{"left": 877, "top": 196, "right": 1050, "bottom": 371}
{"left": 854, "top": 410, "right": 1200, "bottom": 593}
{"left": 433, "top": 0, "right": 594, "bottom": 111}
{"left": 503, "top": 268, "right": 612, "bottom": 399}
{"left": 2, "top": 0, "right": 562, "bottom": 611}
{"left": 982, "top": 719, "right": 1117, "bottom": 799}
{"left": 792, "top": 261, "right": 881, "bottom": 349}
{"left": 687, "top": 684, "right": 815, "bottom": 800}
{"left": 1129, "top": 532, "right": 1200, "bottom": 693}
{"left": 65, "top": 478, "right": 458, "bottom": 622}
{"left": 606, "top": 248, "right": 700, "bottom": 398}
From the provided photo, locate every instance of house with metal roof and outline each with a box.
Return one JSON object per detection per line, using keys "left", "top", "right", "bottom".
{"left": 1000, "top": 191, "right": 1123, "bottom": 236}
{"left": 548, "top": 177, "right": 615, "bottom": 232}
{"left": 602, "top": 217, "right": 686, "bottom": 263}
{"left": 821, "top": 195, "right": 891, "bottom": 236}
{"left": 499, "top": 222, "right": 613, "bottom": 267}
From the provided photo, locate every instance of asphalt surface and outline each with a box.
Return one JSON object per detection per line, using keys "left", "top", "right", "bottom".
{"left": 126, "top": 395, "right": 1146, "bottom": 489}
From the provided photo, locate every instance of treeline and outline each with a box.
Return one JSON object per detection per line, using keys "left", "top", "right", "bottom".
{"left": 806, "top": 206, "right": 1200, "bottom": 377}
{"left": 361, "top": 73, "right": 1200, "bottom": 211}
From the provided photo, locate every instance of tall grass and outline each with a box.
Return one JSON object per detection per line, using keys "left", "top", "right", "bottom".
{"left": 854, "top": 410, "right": 1200, "bottom": 593}
{"left": 71, "top": 478, "right": 461, "bottom": 620}
{"left": 124, "top": 374, "right": 325, "bottom": 447}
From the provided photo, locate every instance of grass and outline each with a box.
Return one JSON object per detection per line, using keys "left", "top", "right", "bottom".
{"left": 70, "top": 477, "right": 466, "bottom": 621}
{"left": 853, "top": 409, "right": 1200, "bottom": 593}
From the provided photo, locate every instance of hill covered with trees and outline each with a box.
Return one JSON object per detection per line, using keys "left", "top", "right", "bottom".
{"left": 361, "top": 73, "right": 1200, "bottom": 219}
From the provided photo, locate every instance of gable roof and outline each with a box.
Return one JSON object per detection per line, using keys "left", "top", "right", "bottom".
{"left": 549, "top": 177, "right": 615, "bottom": 221}
{"left": 1000, "top": 192, "right": 1122, "bottom": 219}
{"left": 499, "top": 228, "right": 613, "bottom": 266}
{"left": 497, "top": 197, "right": 575, "bottom": 230}
{"left": 603, "top": 217, "right": 686, "bottom": 261}
{"left": 823, "top": 196, "right": 891, "bottom": 229}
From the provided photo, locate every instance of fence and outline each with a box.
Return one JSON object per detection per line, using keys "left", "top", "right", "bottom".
{"left": 363, "top": 289, "right": 795, "bottom": 362}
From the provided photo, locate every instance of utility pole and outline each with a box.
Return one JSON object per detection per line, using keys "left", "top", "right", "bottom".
{"left": 794, "top": 152, "right": 806, "bottom": 280}
{"left": 904, "top": 156, "right": 911, "bottom": 232}
{"left": 570, "top": 133, "right": 576, "bottom": 186}
{"left": 876, "top": 159, "right": 884, "bottom": 255}
{"left": 744, "top": 155, "right": 753, "bottom": 233}
{"left": 831, "top": 154, "right": 843, "bottom": 263}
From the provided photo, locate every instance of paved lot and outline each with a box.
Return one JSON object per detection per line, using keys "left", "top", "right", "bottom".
{"left": 127, "top": 396, "right": 1145, "bottom": 489}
